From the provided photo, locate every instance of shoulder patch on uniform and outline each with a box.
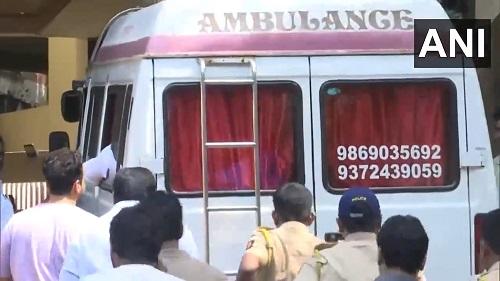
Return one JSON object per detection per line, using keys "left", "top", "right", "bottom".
{"left": 477, "top": 272, "right": 488, "bottom": 281}
{"left": 315, "top": 242, "right": 337, "bottom": 251}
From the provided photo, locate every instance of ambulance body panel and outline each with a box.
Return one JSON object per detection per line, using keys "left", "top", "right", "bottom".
{"left": 75, "top": 0, "right": 499, "bottom": 280}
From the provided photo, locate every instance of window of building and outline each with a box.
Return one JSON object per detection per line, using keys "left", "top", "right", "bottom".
{"left": 0, "top": 37, "right": 48, "bottom": 114}
{"left": 163, "top": 82, "right": 303, "bottom": 194}
{"left": 321, "top": 79, "right": 459, "bottom": 191}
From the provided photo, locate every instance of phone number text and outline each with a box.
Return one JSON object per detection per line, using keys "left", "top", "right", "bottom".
{"left": 337, "top": 145, "right": 441, "bottom": 161}
{"left": 338, "top": 163, "right": 442, "bottom": 180}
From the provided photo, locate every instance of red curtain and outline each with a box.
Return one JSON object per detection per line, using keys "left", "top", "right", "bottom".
{"left": 165, "top": 83, "right": 299, "bottom": 192}
{"left": 324, "top": 81, "right": 455, "bottom": 189}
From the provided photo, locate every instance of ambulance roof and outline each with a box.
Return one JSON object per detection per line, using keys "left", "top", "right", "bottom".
{"left": 95, "top": 0, "right": 449, "bottom": 63}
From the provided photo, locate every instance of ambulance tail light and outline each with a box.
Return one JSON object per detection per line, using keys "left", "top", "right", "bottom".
{"left": 474, "top": 213, "right": 485, "bottom": 274}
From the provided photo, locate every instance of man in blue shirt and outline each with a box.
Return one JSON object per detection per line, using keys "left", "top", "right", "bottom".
{"left": 0, "top": 136, "right": 14, "bottom": 231}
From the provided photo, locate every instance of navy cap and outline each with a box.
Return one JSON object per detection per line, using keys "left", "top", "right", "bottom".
{"left": 338, "top": 187, "right": 381, "bottom": 219}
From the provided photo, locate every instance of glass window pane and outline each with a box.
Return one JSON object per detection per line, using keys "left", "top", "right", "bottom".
{"left": 164, "top": 82, "right": 303, "bottom": 193}
{"left": 321, "top": 80, "right": 459, "bottom": 190}
{"left": 84, "top": 86, "right": 105, "bottom": 160}
{"left": 101, "top": 85, "right": 127, "bottom": 151}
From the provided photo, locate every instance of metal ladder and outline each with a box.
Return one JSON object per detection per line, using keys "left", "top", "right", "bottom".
{"left": 199, "top": 58, "right": 262, "bottom": 264}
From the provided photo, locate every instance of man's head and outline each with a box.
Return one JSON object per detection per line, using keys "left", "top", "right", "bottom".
{"left": 272, "top": 182, "right": 314, "bottom": 226}
{"left": 113, "top": 167, "right": 156, "bottom": 204}
{"left": 480, "top": 208, "right": 500, "bottom": 270}
{"left": 139, "top": 191, "right": 183, "bottom": 242}
{"left": 337, "top": 187, "right": 381, "bottom": 234}
{"left": 42, "top": 148, "right": 83, "bottom": 199}
{"left": 377, "top": 215, "right": 429, "bottom": 276}
{"left": 109, "top": 205, "right": 163, "bottom": 267}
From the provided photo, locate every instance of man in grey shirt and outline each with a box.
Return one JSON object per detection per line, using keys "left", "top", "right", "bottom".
{"left": 375, "top": 215, "right": 429, "bottom": 281}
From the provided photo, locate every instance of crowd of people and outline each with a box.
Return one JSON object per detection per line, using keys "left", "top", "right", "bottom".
{"left": 0, "top": 148, "right": 499, "bottom": 281}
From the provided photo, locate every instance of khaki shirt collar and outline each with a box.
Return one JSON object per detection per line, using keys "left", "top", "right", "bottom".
{"left": 278, "top": 221, "right": 311, "bottom": 234}
{"left": 345, "top": 232, "right": 377, "bottom": 242}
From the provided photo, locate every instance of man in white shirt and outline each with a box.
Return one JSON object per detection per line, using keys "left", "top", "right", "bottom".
{"left": 0, "top": 148, "right": 97, "bottom": 281}
{"left": 60, "top": 167, "right": 199, "bottom": 281}
{"left": 81, "top": 205, "right": 183, "bottom": 281}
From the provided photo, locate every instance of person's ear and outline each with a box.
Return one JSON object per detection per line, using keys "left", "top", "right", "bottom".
{"left": 305, "top": 212, "right": 316, "bottom": 226}
{"left": 111, "top": 251, "right": 121, "bottom": 268}
{"left": 72, "top": 179, "right": 84, "bottom": 195}
{"left": 375, "top": 217, "right": 382, "bottom": 234}
{"left": 337, "top": 218, "right": 344, "bottom": 234}
{"left": 272, "top": 210, "right": 279, "bottom": 226}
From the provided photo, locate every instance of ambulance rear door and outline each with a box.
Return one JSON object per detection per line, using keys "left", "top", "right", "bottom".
{"left": 153, "top": 57, "right": 313, "bottom": 275}
{"left": 310, "top": 55, "right": 469, "bottom": 280}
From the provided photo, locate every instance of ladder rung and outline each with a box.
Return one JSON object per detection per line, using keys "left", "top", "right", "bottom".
{"left": 205, "top": 141, "right": 256, "bottom": 148}
{"left": 223, "top": 271, "right": 238, "bottom": 276}
{"left": 203, "top": 79, "right": 255, "bottom": 85}
{"left": 206, "top": 206, "right": 259, "bottom": 212}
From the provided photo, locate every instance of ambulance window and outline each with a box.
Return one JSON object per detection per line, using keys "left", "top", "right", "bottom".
{"left": 101, "top": 85, "right": 133, "bottom": 166}
{"left": 163, "top": 82, "right": 304, "bottom": 194}
{"left": 320, "top": 79, "right": 459, "bottom": 191}
{"left": 84, "top": 86, "right": 105, "bottom": 160}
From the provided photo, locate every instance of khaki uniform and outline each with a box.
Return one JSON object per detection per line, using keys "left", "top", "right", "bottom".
{"left": 158, "top": 241, "right": 227, "bottom": 281}
{"left": 477, "top": 262, "right": 500, "bottom": 281}
{"left": 244, "top": 221, "right": 323, "bottom": 281}
{"left": 295, "top": 232, "right": 379, "bottom": 281}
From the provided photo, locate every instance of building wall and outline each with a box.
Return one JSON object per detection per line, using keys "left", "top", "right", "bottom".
{"left": 476, "top": 0, "right": 500, "bottom": 20}
{"left": 0, "top": 38, "right": 87, "bottom": 182}
{"left": 0, "top": 38, "right": 87, "bottom": 152}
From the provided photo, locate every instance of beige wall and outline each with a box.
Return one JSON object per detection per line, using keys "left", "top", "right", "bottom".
{"left": 0, "top": 38, "right": 87, "bottom": 152}
{"left": 476, "top": 0, "right": 500, "bottom": 20}
{"left": 476, "top": 2, "right": 500, "bottom": 155}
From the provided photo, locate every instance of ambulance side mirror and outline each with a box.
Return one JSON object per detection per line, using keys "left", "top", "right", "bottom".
{"left": 61, "top": 90, "right": 82, "bottom": 123}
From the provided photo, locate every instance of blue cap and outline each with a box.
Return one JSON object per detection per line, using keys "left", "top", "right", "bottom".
{"left": 338, "top": 187, "right": 381, "bottom": 219}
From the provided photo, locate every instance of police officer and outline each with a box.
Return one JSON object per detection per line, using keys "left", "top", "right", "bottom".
{"left": 476, "top": 209, "right": 500, "bottom": 281}
{"left": 236, "top": 182, "right": 322, "bottom": 281}
{"left": 295, "top": 187, "right": 381, "bottom": 281}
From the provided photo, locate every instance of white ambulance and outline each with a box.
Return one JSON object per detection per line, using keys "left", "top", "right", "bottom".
{"left": 58, "top": 0, "right": 499, "bottom": 279}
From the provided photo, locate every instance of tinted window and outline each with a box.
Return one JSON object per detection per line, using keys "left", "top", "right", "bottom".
{"left": 84, "top": 86, "right": 104, "bottom": 160}
{"left": 101, "top": 85, "right": 133, "bottom": 166}
{"left": 164, "top": 82, "right": 303, "bottom": 194}
{"left": 321, "top": 80, "right": 459, "bottom": 191}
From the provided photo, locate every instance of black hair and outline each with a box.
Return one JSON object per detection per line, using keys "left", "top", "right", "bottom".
{"left": 109, "top": 205, "right": 163, "bottom": 264}
{"left": 482, "top": 208, "right": 500, "bottom": 255}
{"left": 113, "top": 167, "right": 156, "bottom": 204}
{"left": 272, "top": 182, "right": 313, "bottom": 223}
{"left": 138, "top": 191, "right": 183, "bottom": 241}
{"left": 377, "top": 215, "right": 429, "bottom": 275}
{"left": 42, "top": 148, "right": 82, "bottom": 195}
{"left": 340, "top": 201, "right": 381, "bottom": 233}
